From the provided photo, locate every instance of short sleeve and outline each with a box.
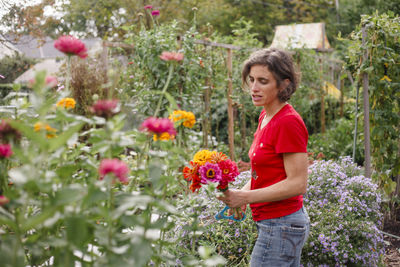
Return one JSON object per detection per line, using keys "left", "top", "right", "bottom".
{"left": 274, "top": 115, "right": 308, "bottom": 154}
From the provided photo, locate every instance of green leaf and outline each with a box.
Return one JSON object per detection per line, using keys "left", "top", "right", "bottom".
{"left": 48, "top": 122, "right": 84, "bottom": 152}
{"left": 21, "top": 207, "right": 58, "bottom": 231}
{"left": 65, "top": 215, "right": 89, "bottom": 248}
{"left": 53, "top": 186, "right": 85, "bottom": 206}
{"left": 10, "top": 121, "right": 48, "bottom": 150}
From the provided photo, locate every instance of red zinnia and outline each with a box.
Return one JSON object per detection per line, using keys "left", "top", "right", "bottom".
{"left": 54, "top": 35, "right": 88, "bottom": 59}
{"left": 99, "top": 158, "right": 129, "bottom": 184}
{"left": 89, "top": 99, "right": 119, "bottom": 119}
{"left": 217, "top": 159, "right": 239, "bottom": 190}
{"left": 159, "top": 51, "right": 184, "bottom": 62}
{"left": 0, "top": 144, "right": 13, "bottom": 158}
{"left": 140, "top": 117, "right": 177, "bottom": 136}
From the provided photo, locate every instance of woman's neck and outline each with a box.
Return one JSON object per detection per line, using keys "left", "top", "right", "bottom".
{"left": 263, "top": 101, "right": 287, "bottom": 118}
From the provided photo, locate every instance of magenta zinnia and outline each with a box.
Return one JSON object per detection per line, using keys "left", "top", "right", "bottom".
{"left": 54, "top": 35, "right": 88, "bottom": 59}
{"left": 89, "top": 99, "right": 119, "bottom": 119}
{"left": 99, "top": 158, "right": 129, "bottom": 184}
{"left": 199, "top": 162, "right": 222, "bottom": 184}
{"left": 0, "top": 144, "right": 13, "bottom": 158}
{"left": 144, "top": 5, "right": 153, "bottom": 9}
{"left": 151, "top": 10, "right": 160, "bottom": 16}
{"left": 140, "top": 117, "right": 177, "bottom": 137}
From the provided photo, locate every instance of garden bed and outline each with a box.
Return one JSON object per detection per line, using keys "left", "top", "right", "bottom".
{"left": 383, "top": 208, "right": 400, "bottom": 267}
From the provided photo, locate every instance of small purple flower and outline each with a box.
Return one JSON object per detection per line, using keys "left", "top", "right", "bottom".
{"left": 151, "top": 10, "right": 160, "bottom": 16}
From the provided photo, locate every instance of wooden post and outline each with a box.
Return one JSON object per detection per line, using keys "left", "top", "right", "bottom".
{"left": 320, "top": 57, "right": 326, "bottom": 133}
{"left": 203, "top": 76, "right": 211, "bottom": 148}
{"left": 362, "top": 25, "right": 371, "bottom": 178}
{"left": 226, "top": 48, "right": 235, "bottom": 161}
{"left": 339, "top": 79, "right": 344, "bottom": 118}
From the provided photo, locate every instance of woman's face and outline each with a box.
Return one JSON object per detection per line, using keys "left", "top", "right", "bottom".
{"left": 248, "top": 65, "right": 281, "bottom": 108}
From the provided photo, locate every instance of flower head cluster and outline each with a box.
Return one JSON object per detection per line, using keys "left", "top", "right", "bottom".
{"left": 140, "top": 117, "right": 176, "bottom": 141}
{"left": 0, "top": 144, "right": 13, "bottom": 158}
{"left": 99, "top": 158, "right": 129, "bottom": 184}
{"left": 56, "top": 98, "right": 76, "bottom": 109}
{"left": 54, "top": 35, "right": 88, "bottom": 59}
{"left": 89, "top": 99, "right": 119, "bottom": 119}
{"left": 159, "top": 51, "right": 184, "bottom": 62}
{"left": 144, "top": 5, "right": 153, "bottom": 9}
{"left": 34, "top": 122, "right": 57, "bottom": 139}
{"left": 183, "top": 149, "right": 239, "bottom": 192}
{"left": 169, "top": 110, "right": 196, "bottom": 128}
{"left": 0, "top": 119, "right": 21, "bottom": 143}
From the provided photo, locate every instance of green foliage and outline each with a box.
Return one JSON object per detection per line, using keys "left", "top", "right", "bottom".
{"left": 0, "top": 53, "right": 35, "bottom": 98}
{"left": 308, "top": 117, "right": 364, "bottom": 165}
{"left": 346, "top": 12, "right": 400, "bottom": 195}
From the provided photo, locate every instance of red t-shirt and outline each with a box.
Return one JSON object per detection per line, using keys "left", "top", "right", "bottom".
{"left": 248, "top": 104, "right": 308, "bottom": 221}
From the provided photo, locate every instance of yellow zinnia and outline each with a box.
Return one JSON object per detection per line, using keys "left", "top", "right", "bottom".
{"left": 34, "top": 122, "right": 57, "bottom": 138}
{"left": 153, "top": 132, "right": 175, "bottom": 141}
{"left": 169, "top": 110, "right": 196, "bottom": 128}
{"left": 193, "top": 149, "right": 217, "bottom": 166}
{"left": 57, "top": 98, "right": 76, "bottom": 109}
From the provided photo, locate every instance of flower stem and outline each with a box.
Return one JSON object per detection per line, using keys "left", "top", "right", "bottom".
{"left": 66, "top": 56, "right": 71, "bottom": 94}
{"left": 153, "top": 64, "right": 174, "bottom": 117}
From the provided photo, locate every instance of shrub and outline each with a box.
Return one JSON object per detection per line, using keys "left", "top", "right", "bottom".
{"left": 303, "top": 157, "right": 384, "bottom": 266}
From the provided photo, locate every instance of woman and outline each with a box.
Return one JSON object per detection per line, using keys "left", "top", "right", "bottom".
{"left": 217, "top": 48, "right": 310, "bottom": 267}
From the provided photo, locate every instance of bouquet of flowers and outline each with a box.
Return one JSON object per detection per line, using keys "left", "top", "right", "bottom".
{"left": 182, "top": 149, "right": 244, "bottom": 220}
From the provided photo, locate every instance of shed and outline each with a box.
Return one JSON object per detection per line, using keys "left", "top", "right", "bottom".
{"left": 270, "top": 22, "right": 331, "bottom": 51}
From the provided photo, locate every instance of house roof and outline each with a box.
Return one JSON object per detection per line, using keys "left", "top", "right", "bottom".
{"left": 6, "top": 35, "right": 102, "bottom": 59}
{"left": 0, "top": 41, "right": 21, "bottom": 59}
{"left": 270, "top": 22, "right": 331, "bottom": 51}
{"left": 14, "top": 58, "right": 64, "bottom": 84}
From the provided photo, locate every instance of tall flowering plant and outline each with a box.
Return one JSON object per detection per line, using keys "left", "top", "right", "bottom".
{"left": 182, "top": 149, "right": 244, "bottom": 220}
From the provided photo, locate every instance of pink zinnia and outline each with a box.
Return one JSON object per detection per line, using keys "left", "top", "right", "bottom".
{"left": 89, "top": 99, "right": 119, "bottom": 119}
{"left": 144, "top": 5, "right": 153, "bottom": 9}
{"left": 54, "top": 35, "right": 88, "bottom": 59}
{"left": 199, "top": 162, "right": 222, "bottom": 184}
{"left": 45, "top": 76, "right": 58, "bottom": 88}
{"left": 0, "top": 144, "right": 13, "bottom": 158}
{"left": 0, "top": 195, "right": 9, "bottom": 205}
{"left": 151, "top": 10, "right": 160, "bottom": 16}
{"left": 99, "top": 158, "right": 129, "bottom": 184}
{"left": 159, "top": 51, "right": 184, "bottom": 62}
{"left": 140, "top": 117, "right": 177, "bottom": 136}
{"left": 0, "top": 74, "right": 5, "bottom": 79}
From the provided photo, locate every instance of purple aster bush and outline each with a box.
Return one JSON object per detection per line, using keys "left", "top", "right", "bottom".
{"left": 166, "top": 171, "right": 257, "bottom": 265}
{"left": 302, "top": 157, "right": 384, "bottom": 266}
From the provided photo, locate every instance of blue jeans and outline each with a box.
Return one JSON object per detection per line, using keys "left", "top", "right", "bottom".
{"left": 250, "top": 207, "right": 310, "bottom": 267}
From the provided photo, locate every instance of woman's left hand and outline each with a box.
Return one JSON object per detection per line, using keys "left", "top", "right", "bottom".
{"left": 216, "top": 189, "right": 248, "bottom": 208}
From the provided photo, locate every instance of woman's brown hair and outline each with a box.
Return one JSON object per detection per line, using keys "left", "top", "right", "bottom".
{"left": 242, "top": 48, "right": 300, "bottom": 102}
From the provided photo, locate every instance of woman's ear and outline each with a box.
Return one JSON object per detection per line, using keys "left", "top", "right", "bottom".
{"left": 283, "top": 79, "right": 290, "bottom": 89}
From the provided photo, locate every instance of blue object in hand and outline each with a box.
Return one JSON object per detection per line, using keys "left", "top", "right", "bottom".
{"left": 215, "top": 205, "right": 246, "bottom": 222}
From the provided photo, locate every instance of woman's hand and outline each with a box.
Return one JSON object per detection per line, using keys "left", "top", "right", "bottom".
{"left": 216, "top": 189, "right": 248, "bottom": 208}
